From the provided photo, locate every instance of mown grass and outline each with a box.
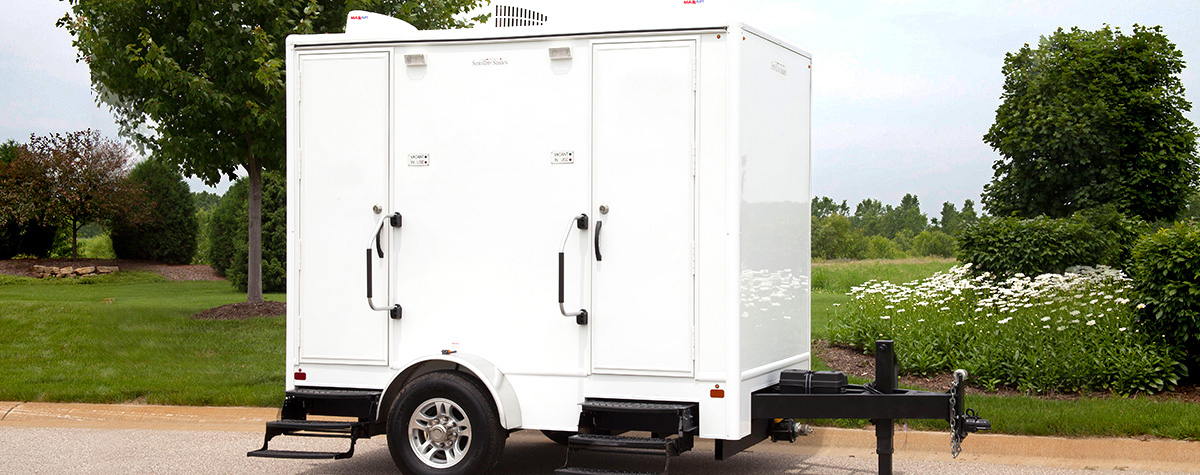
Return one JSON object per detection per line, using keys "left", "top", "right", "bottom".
{"left": 812, "top": 257, "right": 957, "bottom": 294}
{"left": 0, "top": 272, "right": 285, "bottom": 407}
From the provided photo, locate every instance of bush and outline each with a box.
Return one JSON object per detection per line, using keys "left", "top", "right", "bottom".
{"left": 863, "top": 235, "right": 903, "bottom": 259}
{"left": 830, "top": 265, "right": 1186, "bottom": 394}
{"left": 0, "top": 221, "right": 57, "bottom": 259}
{"left": 207, "top": 174, "right": 286, "bottom": 292}
{"left": 813, "top": 214, "right": 866, "bottom": 260}
{"left": 108, "top": 160, "right": 197, "bottom": 264}
{"left": 912, "top": 230, "right": 956, "bottom": 257}
{"left": 1130, "top": 222, "right": 1200, "bottom": 373}
{"left": 957, "top": 206, "right": 1146, "bottom": 275}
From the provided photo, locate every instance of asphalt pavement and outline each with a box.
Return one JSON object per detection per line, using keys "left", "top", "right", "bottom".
{"left": 1, "top": 401, "right": 1196, "bottom": 474}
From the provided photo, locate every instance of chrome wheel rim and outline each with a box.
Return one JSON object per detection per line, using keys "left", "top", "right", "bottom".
{"left": 408, "top": 397, "right": 472, "bottom": 468}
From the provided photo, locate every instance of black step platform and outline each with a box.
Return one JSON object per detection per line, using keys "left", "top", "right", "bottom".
{"left": 562, "top": 399, "right": 699, "bottom": 474}
{"left": 247, "top": 387, "right": 383, "bottom": 460}
{"left": 555, "top": 468, "right": 659, "bottom": 475}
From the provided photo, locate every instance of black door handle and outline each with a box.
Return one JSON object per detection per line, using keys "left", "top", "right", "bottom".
{"left": 594, "top": 221, "right": 603, "bottom": 261}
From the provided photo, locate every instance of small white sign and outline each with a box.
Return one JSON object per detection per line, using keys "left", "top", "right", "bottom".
{"left": 771, "top": 61, "right": 787, "bottom": 76}
{"left": 408, "top": 154, "right": 429, "bottom": 167}
{"left": 552, "top": 150, "right": 574, "bottom": 164}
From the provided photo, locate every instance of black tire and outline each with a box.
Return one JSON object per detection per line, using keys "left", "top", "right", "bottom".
{"left": 540, "top": 430, "right": 575, "bottom": 446}
{"left": 387, "top": 372, "right": 506, "bottom": 475}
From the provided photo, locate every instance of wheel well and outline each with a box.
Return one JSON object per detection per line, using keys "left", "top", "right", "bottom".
{"left": 377, "top": 359, "right": 516, "bottom": 429}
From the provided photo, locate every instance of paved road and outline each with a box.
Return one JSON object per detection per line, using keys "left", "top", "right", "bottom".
{"left": 0, "top": 427, "right": 1181, "bottom": 475}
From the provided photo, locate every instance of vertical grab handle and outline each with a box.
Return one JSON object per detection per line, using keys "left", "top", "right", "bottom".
{"left": 366, "top": 212, "right": 403, "bottom": 319}
{"left": 558, "top": 214, "right": 589, "bottom": 325}
{"left": 594, "top": 220, "right": 603, "bottom": 261}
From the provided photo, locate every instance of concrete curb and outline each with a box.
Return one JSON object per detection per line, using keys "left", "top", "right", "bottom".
{"left": 2, "top": 401, "right": 1197, "bottom": 472}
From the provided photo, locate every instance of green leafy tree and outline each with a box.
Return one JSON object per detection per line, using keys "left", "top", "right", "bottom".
{"left": 812, "top": 214, "right": 866, "bottom": 260}
{"left": 880, "top": 194, "right": 928, "bottom": 239}
{"left": 811, "top": 196, "right": 849, "bottom": 219}
{"left": 938, "top": 202, "right": 960, "bottom": 234}
{"left": 960, "top": 199, "right": 980, "bottom": 228}
{"left": 60, "top": 0, "right": 487, "bottom": 302}
{"left": 983, "top": 25, "right": 1199, "bottom": 221}
{"left": 851, "top": 198, "right": 885, "bottom": 237}
{"left": 110, "top": 159, "right": 198, "bottom": 264}
{"left": 192, "top": 191, "right": 221, "bottom": 213}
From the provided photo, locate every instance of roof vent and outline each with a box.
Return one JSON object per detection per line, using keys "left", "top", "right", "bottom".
{"left": 493, "top": 5, "right": 548, "bottom": 27}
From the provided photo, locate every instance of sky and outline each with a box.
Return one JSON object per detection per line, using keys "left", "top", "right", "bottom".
{"left": 2, "top": 0, "right": 1199, "bottom": 216}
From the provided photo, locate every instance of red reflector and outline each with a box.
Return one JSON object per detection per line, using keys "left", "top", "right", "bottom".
{"left": 710, "top": 389, "right": 724, "bottom": 398}
{"left": 294, "top": 371, "right": 306, "bottom": 381}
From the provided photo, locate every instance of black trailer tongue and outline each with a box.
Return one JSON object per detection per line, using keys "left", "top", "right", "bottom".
{"left": 721, "top": 340, "right": 991, "bottom": 475}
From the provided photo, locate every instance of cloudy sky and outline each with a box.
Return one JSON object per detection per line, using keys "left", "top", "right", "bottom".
{"left": 2, "top": 0, "right": 1198, "bottom": 216}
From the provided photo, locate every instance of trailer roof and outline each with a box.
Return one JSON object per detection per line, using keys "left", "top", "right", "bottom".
{"left": 287, "top": 10, "right": 810, "bottom": 59}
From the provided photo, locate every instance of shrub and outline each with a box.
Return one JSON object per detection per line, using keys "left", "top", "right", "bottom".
{"left": 208, "top": 174, "right": 286, "bottom": 292}
{"left": 863, "top": 235, "right": 903, "bottom": 260}
{"left": 109, "top": 160, "right": 197, "bottom": 264}
{"left": 0, "top": 221, "right": 57, "bottom": 259}
{"left": 957, "top": 206, "right": 1146, "bottom": 275}
{"left": 912, "top": 230, "right": 956, "bottom": 257}
{"left": 1129, "top": 222, "right": 1200, "bottom": 373}
{"left": 830, "top": 265, "right": 1186, "bottom": 394}
{"left": 813, "top": 214, "right": 866, "bottom": 260}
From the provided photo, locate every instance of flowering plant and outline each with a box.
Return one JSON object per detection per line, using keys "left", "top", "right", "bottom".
{"left": 830, "top": 264, "right": 1186, "bottom": 394}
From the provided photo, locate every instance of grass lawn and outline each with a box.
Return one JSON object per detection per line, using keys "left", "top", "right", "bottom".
{"left": 3, "top": 261, "right": 1198, "bottom": 440}
{"left": 0, "top": 272, "right": 285, "bottom": 407}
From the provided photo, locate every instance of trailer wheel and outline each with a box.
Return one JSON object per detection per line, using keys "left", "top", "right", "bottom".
{"left": 387, "top": 372, "right": 505, "bottom": 474}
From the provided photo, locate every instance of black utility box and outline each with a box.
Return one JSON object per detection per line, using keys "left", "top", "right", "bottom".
{"left": 778, "top": 369, "right": 848, "bottom": 394}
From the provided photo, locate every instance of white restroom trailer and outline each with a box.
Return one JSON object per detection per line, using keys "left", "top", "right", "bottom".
{"left": 250, "top": 4, "right": 981, "bottom": 474}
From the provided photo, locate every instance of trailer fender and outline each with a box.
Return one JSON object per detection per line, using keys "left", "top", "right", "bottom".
{"left": 379, "top": 354, "right": 522, "bottom": 430}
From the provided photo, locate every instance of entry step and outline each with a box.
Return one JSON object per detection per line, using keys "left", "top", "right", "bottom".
{"left": 581, "top": 400, "right": 696, "bottom": 414}
{"left": 246, "top": 448, "right": 348, "bottom": 460}
{"left": 265, "top": 419, "right": 362, "bottom": 434}
{"left": 287, "top": 388, "right": 381, "bottom": 399}
{"left": 555, "top": 468, "right": 658, "bottom": 475}
{"left": 568, "top": 434, "right": 691, "bottom": 455}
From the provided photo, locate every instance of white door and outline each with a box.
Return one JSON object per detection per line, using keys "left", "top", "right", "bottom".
{"left": 296, "top": 51, "right": 391, "bottom": 365}
{"left": 591, "top": 41, "right": 696, "bottom": 377}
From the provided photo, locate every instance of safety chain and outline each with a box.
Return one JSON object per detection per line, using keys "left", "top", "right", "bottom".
{"left": 948, "top": 377, "right": 962, "bottom": 458}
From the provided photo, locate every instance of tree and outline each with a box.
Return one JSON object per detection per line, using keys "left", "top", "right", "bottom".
{"left": 110, "top": 159, "right": 198, "bottom": 264}
{"left": 983, "top": 25, "right": 1199, "bottom": 221}
{"left": 938, "top": 202, "right": 960, "bottom": 234}
{"left": 0, "top": 139, "right": 59, "bottom": 258}
{"left": 19, "top": 130, "right": 136, "bottom": 258}
{"left": 960, "top": 199, "right": 980, "bottom": 228}
{"left": 811, "top": 196, "right": 849, "bottom": 219}
{"left": 851, "top": 198, "right": 885, "bottom": 236}
{"left": 60, "top": 0, "right": 488, "bottom": 302}
{"left": 880, "top": 193, "right": 928, "bottom": 238}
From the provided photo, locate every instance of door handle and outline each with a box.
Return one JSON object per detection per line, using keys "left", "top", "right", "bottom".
{"left": 594, "top": 220, "right": 603, "bottom": 261}
{"left": 366, "top": 212, "right": 403, "bottom": 319}
{"left": 557, "top": 214, "right": 588, "bottom": 325}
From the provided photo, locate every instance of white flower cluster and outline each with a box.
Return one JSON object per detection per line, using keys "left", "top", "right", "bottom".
{"left": 846, "top": 264, "right": 1135, "bottom": 332}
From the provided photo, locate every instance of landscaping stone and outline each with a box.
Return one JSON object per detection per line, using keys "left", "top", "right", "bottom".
{"left": 75, "top": 266, "right": 96, "bottom": 275}
{"left": 96, "top": 266, "right": 119, "bottom": 274}
{"left": 59, "top": 267, "right": 74, "bottom": 276}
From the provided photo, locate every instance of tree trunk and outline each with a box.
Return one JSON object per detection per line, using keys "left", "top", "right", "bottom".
{"left": 246, "top": 151, "right": 264, "bottom": 304}
{"left": 71, "top": 219, "right": 79, "bottom": 259}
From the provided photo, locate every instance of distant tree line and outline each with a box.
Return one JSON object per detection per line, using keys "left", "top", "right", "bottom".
{"left": 811, "top": 194, "right": 980, "bottom": 260}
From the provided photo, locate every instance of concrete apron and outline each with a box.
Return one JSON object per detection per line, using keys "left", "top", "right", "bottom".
{"left": 2, "top": 401, "right": 1196, "bottom": 472}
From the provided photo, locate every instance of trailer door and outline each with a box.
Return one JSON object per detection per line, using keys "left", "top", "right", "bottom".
{"left": 296, "top": 51, "right": 391, "bottom": 365}
{"left": 591, "top": 41, "right": 696, "bottom": 377}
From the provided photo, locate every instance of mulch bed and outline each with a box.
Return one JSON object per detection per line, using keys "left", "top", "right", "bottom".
{"left": 191, "top": 301, "right": 286, "bottom": 320}
{"left": 814, "top": 339, "right": 1200, "bottom": 404}
{"left": 0, "top": 259, "right": 223, "bottom": 281}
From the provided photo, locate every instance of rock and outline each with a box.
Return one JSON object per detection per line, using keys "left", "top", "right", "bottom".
{"left": 76, "top": 266, "right": 96, "bottom": 275}
{"left": 59, "top": 267, "right": 74, "bottom": 276}
{"left": 32, "top": 265, "right": 47, "bottom": 274}
{"left": 96, "top": 266, "right": 119, "bottom": 274}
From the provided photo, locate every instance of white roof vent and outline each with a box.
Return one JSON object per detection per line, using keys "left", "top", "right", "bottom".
{"left": 345, "top": 10, "right": 418, "bottom": 35}
{"left": 493, "top": 4, "right": 548, "bottom": 27}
